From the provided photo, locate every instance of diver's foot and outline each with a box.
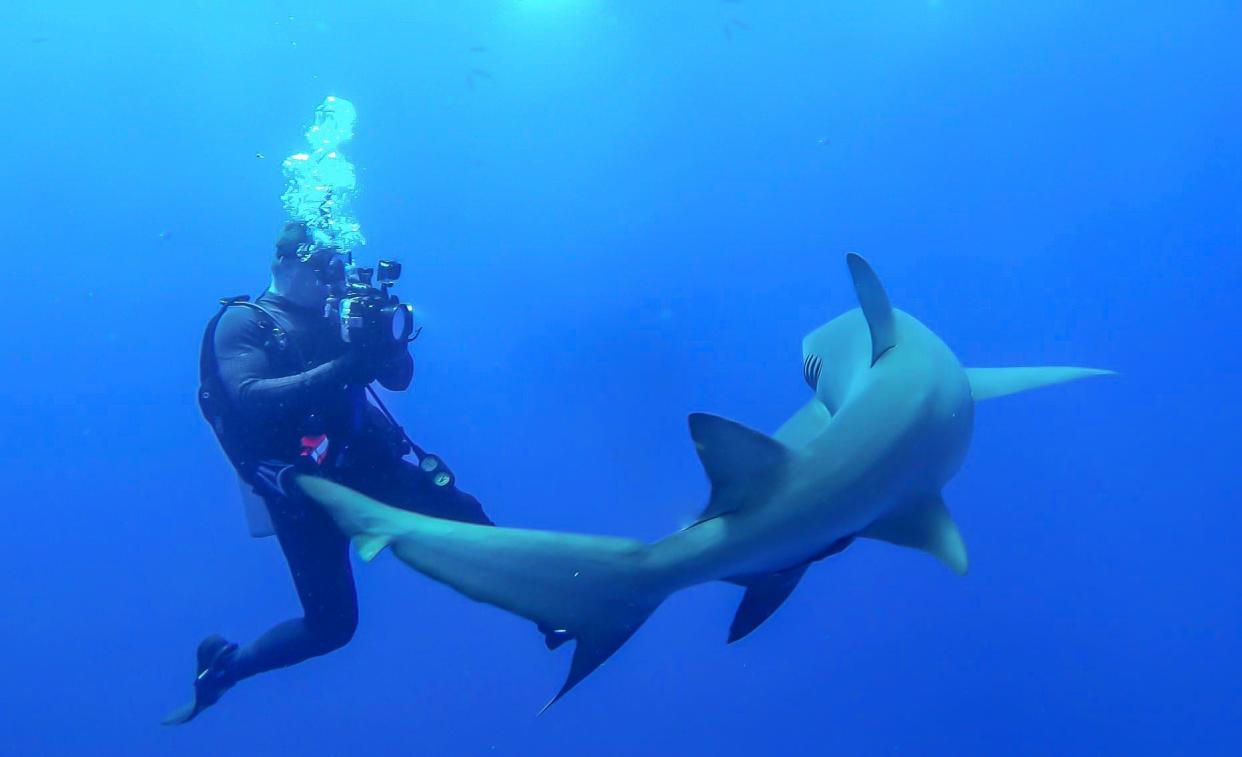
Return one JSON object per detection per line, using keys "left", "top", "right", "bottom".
{"left": 161, "top": 634, "right": 239, "bottom": 726}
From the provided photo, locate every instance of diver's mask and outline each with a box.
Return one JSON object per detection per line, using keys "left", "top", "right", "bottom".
{"left": 296, "top": 243, "right": 347, "bottom": 295}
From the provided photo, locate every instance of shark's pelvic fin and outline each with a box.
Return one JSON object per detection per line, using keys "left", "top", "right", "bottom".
{"left": 966, "top": 366, "right": 1116, "bottom": 401}
{"left": 846, "top": 253, "right": 897, "bottom": 366}
{"left": 772, "top": 399, "right": 831, "bottom": 449}
{"left": 689, "top": 412, "right": 790, "bottom": 523}
{"left": 724, "top": 535, "right": 854, "bottom": 643}
{"left": 861, "top": 493, "right": 968, "bottom": 575}
{"left": 728, "top": 565, "right": 809, "bottom": 644}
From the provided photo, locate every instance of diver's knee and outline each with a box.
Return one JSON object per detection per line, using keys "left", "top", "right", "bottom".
{"left": 309, "top": 609, "right": 358, "bottom": 653}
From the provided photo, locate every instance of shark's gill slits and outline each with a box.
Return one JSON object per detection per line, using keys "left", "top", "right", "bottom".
{"left": 803, "top": 353, "right": 823, "bottom": 390}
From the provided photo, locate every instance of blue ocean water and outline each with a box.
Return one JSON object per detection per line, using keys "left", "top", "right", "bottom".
{"left": 1, "top": 1, "right": 1238, "bottom": 754}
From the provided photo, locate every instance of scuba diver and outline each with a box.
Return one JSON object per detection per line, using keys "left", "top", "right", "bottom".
{"left": 163, "top": 220, "right": 493, "bottom": 725}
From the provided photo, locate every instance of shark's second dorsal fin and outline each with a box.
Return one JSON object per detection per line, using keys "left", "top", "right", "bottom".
{"left": 689, "top": 413, "right": 789, "bottom": 522}
{"left": 846, "top": 253, "right": 896, "bottom": 365}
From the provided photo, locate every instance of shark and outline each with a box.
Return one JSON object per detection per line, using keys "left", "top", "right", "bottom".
{"left": 295, "top": 253, "right": 1113, "bottom": 711}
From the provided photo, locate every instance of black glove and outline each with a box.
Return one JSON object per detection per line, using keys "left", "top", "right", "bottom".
{"left": 331, "top": 342, "right": 382, "bottom": 386}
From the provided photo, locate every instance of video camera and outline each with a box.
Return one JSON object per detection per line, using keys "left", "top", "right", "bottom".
{"left": 324, "top": 257, "right": 416, "bottom": 346}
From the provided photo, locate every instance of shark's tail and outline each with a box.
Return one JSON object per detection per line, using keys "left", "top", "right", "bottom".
{"left": 293, "top": 475, "right": 668, "bottom": 711}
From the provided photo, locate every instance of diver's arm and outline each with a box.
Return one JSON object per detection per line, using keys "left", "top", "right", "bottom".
{"left": 376, "top": 343, "right": 413, "bottom": 392}
{"left": 214, "top": 310, "right": 354, "bottom": 420}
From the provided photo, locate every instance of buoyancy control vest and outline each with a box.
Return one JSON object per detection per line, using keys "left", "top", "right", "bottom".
{"left": 198, "top": 295, "right": 287, "bottom": 537}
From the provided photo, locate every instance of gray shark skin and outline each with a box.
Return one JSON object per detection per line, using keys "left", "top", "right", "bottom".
{"left": 296, "top": 253, "right": 1113, "bottom": 711}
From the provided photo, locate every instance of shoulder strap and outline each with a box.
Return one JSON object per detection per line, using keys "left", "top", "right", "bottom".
{"left": 199, "top": 295, "right": 285, "bottom": 383}
{"left": 236, "top": 299, "right": 282, "bottom": 324}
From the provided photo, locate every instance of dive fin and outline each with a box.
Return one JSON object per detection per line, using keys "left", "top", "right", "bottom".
{"left": 728, "top": 565, "right": 808, "bottom": 644}
{"left": 689, "top": 413, "right": 790, "bottom": 523}
{"left": 846, "top": 253, "right": 897, "bottom": 365}
{"left": 862, "top": 493, "right": 968, "bottom": 575}
{"left": 772, "top": 399, "right": 831, "bottom": 449}
{"left": 160, "top": 635, "right": 237, "bottom": 726}
{"left": 966, "top": 366, "right": 1116, "bottom": 401}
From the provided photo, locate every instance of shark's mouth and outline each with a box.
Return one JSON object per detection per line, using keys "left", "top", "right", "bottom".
{"left": 803, "top": 353, "right": 823, "bottom": 390}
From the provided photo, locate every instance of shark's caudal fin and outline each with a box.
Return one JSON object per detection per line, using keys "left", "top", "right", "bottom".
{"left": 846, "top": 253, "right": 897, "bottom": 365}
{"left": 293, "top": 476, "right": 667, "bottom": 712}
{"left": 966, "top": 366, "right": 1116, "bottom": 401}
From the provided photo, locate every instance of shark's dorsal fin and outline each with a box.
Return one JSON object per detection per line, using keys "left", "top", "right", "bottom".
{"left": 689, "top": 412, "right": 790, "bottom": 522}
{"left": 860, "top": 493, "right": 968, "bottom": 575}
{"left": 846, "top": 253, "right": 896, "bottom": 366}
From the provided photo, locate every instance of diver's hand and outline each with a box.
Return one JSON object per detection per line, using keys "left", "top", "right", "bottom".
{"left": 377, "top": 340, "right": 414, "bottom": 392}
{"left": 331, "top": 343, "right": 381, "bottom": 386}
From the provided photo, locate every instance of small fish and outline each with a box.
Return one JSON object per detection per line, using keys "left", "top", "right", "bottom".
{"left": 467, "top": 68, "right": 494, "bottom": 90}
{"left": 157, "top": 230, "right": 171, "bottom": 241}
{"left": 723, "top": 17, "right": 751, "bottom": 40}
{"left": 256, "top": 152, "right": 266, "bottom": 159}
{"left": 817, "top": 137, "right": 831, "bottom": 147}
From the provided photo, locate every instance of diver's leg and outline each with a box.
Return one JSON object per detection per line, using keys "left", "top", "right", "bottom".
{"left": 163, "top": 471, "right": 360, "bottom": 724}
{"left": 356, "top": 456, "right": 494, "bottom": 525}
{"left": 225, "top": 490, "right": 359, "bottom": 682}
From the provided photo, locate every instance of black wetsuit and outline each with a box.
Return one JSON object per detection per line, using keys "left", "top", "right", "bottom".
{"left": 208, "top": 292, "right": 492, "bottom": 684}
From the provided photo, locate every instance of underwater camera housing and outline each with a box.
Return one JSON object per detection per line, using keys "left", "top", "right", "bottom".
{"left": 326, "top": 259, "right": 416, "bottom": 346}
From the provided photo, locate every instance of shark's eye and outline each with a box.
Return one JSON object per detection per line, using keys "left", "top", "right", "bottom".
{"left": 803, "top": 353, "right": 823, "bottom": 389}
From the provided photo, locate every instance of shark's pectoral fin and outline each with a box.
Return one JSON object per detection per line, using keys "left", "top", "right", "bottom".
{"left": 846, "top": 253, "right": 896, "bottom": 365}
{"left": 689, "top": 413, "right": 790, "bottom": 523}
{"left": 862, "top": 493, "right": 968, "bottom": 575}
{"left": 727, "top": 565, "right": 809, "bottom": 644}
{"left": 966, "top": 366, "right": 1116, "bottom": 401}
